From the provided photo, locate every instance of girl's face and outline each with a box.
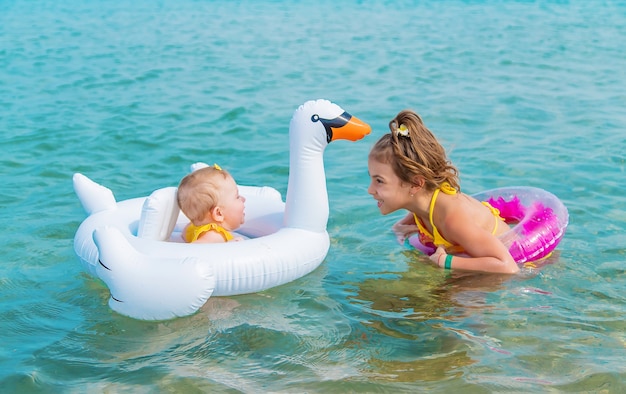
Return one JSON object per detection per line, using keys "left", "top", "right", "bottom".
{"left": 367, "top": 158, "right": 412, "bottom": 215}
{"left": 218, "top": 176, "right": 246, "bottom": 230}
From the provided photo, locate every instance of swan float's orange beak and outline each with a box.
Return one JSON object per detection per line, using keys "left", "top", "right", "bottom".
{"left": 320, "top": 111, "right": 371, "bottom": 142}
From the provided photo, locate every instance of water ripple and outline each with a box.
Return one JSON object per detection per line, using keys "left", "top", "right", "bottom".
{"left": 1, "top": 0, "right": 626, "bottom": 391}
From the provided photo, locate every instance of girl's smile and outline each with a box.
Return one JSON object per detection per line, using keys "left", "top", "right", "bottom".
{"left": 367, "top": 158, "right": 412, "bottom": 215}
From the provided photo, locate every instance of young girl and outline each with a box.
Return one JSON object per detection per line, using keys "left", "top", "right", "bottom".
{"left": 177, "top": 164, "right": 246, "bottom": 243}
{"left": 367, "top": 110, "right": 519, "bottom": 274}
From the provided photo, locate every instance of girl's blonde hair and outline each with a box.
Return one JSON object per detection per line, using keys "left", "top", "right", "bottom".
{"left": 369, "top": 109, "right": 460, "bottom": 192}
{"left": 177, "top": 167, "right": 230, "bottom": 225}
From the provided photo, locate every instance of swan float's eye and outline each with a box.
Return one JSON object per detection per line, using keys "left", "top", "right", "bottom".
{"left": 311, "top": 114, "right": 332, "bottom": 141}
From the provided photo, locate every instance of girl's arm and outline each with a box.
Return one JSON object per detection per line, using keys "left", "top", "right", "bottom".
{"left": 391, "top": 212, "right": 419, "bottom": 244}
{"left": 429, "top": 209, "right": 519, "bottom": 274}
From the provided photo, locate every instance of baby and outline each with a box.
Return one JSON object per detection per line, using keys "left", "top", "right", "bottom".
{"left": 176, "top": 164, "right": 246, "bottom": 243}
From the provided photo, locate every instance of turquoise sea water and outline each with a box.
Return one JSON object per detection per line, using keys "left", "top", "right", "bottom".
{"left": 2, "top": 0, "right": 626, "bottom": 392}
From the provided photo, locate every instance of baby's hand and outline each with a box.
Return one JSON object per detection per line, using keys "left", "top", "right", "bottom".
{"left": 429, "top": 246, "right": 447, "bottom": 267}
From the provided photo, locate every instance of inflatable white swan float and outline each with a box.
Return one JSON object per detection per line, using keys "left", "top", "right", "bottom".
{"left": 73, "top": 99, "right": 371, "bottom": 320}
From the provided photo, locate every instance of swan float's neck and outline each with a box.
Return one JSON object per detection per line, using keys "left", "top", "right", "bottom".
{"left": 283, "top": 99, "right": 371, "bottom": 233}
{"left": 285, "top": 140, "right": 328, "bottom": 232}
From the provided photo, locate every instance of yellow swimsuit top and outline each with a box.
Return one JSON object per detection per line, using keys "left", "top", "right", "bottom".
{"left": 184, "top": 222, "right": 234, "bottom": 243}
{"left": 413, "top": 183, "right": 503, "bottom": 253}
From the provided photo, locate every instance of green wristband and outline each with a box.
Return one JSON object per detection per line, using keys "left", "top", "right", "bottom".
{"left": 444, "top": 254, "right": 453, "bottom": 270}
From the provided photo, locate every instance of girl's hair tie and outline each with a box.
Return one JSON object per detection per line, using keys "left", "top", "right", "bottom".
{"left": 395, "top": 124, "right": 409, "bottom": 137}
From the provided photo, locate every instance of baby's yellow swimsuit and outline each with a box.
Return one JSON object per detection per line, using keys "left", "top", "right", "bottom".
{"left": 413, "top": 183, "right": 504, "bottom": 254}
{"left": 184, "top": 223, "right": 234, "bottom": 243}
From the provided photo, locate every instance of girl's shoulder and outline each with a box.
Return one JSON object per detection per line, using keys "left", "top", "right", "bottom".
{"left": 438, "top": 192, "right": 484, "bottom": 226}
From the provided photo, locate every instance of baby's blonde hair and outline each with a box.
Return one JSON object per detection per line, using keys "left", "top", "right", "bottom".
{"left": 177, "top": 167, "right": 231, "bottom": 225}
{"left": 369, "top": 109, "right": 460, "bottom": 192}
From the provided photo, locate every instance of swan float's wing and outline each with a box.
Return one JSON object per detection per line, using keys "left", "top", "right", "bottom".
{"left": 94, "top": 226, "right": 215, "bottom": 320}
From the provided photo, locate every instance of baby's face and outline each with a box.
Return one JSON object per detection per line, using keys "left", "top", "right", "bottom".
{"left": 219, "top": 176, "right": 246, "bottom": 230}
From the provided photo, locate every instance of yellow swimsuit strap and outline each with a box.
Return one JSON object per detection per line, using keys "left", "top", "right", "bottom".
{"left": 481, "top": 201, "right": 503, "bottom": 235}
{"left": 428, "top": 183, "right": 457, "bottom": 227}
{"left": 429, "top": 186, "right": 455, "bottom": 225}
{"left": 428, "top": 183, "right": 456, "bottom": 248}
{"left": 412, "top": 183, "right": 457, "bottom": 244}
{"left": 185, "top": 222, "right": 234, "bottom": 243}
{"left": 439, "top": 182, "right": 457, "bottom": 195}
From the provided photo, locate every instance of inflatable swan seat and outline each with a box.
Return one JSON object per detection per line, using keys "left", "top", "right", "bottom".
{"left": 73, "top": 99, "right": 371, "bottom": 321}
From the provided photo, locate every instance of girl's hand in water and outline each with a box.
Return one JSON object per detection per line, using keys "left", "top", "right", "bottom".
{"left": 429, "top": 246, "right": 447, "bottom": 267}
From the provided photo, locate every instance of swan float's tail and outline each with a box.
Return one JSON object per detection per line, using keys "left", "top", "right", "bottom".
{"left": 73, "top": 173, "right": 117, "bottom": 214}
